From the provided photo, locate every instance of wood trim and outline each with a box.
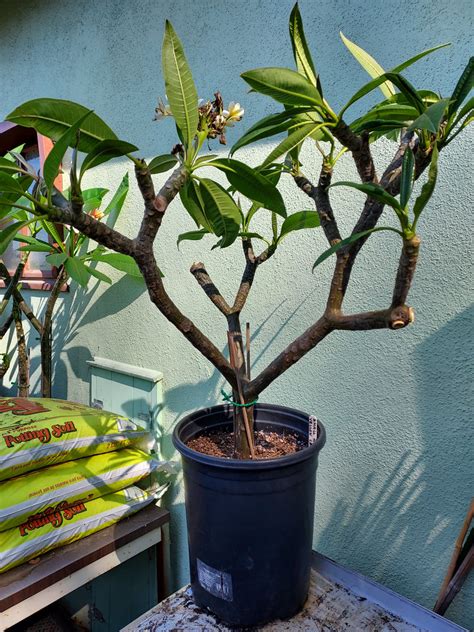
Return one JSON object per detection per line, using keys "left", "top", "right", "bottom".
{"left": 0, "top": 504, "right": 170, "bottom": 611}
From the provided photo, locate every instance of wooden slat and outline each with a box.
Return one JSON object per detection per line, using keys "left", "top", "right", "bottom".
{"left": 0, "top": 505, "right": 169, "bottom": 612}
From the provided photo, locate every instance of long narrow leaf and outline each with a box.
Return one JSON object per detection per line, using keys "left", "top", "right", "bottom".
{"left": 330, "top": 180, "right": 403, "bottom": 212}
{"left": 91, "top": 252, "right": 143, "bottom": 277}
{"left": 43, "top": 111, "right": 92, "bottom": 191}
{"left": 198, "top": 179, "right": 241, "bottom": 247}
{"left": 180, "top": 180, "right": 212, "bottom": 230}
{"left": 241, "top": 67, "right": 323, "bottom": 107}
{"left": 340, "top": 43, "right": 450, "bottom": 116}
{"left": 413, "top": 144, "right": 439, "bottom": 220}
{"left": 278, "top": 210, "right": 320, "bottom": 243}
{"left": 177, "top": 229, "right": 209, "bottom": 248}
{"left": 208, "top": 158, "right": 286, "bottom": 217}
{"left": 289, "top": 3, "right": 318, "bottom": 86}
{"left": 65, "top": 257, "right": 90, "bottom": 287}
{"left": 7, "top": 98, "right": 117, "bottom": 153}
{"left": 104, "top": 173, "right": 129, "bottom": 228}
{"left": 80, "top": 139, "right": 137, "bottom": 178}
{"left": 448, "top": 57, "right": 474, "bottom": 117}
{"left": 408, "top": 98, "right": 450, "bottom": 133}
{"left": 340, "top": 32, "right": 395, "bottom": 99}
{"left": 312, "top": 226, "right": 402, "bottom": 270}
{"left": 148, "top": 154, "right": 178, "bottom": 174}
{"left": 162, "top": 21, "right": 199, "bottom": 149}
{"left": 400, "top": 148, "right": 414, "bottom": 208}
{"left": 85, "top": 265, "right": 112, "bottom": 284}
{"left": 262, "top": 123, "right": 322, "bottom": 166}
{"left": 230, "top": 110, "right": 313, "bottom": 155}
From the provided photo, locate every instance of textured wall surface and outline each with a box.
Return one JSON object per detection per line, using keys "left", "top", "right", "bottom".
{"left": 0, "top": 0, "right": 472, "bottom": 627}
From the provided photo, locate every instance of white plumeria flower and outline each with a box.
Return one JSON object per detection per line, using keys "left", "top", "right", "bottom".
{"left": 223, "top": 102, "right": 244, "bottom": 125}
{"left": 154, "top": 99, "right": 172, "bottom": 121}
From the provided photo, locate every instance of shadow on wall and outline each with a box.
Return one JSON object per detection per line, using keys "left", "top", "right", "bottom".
{"left": 316, "top": 304, "right": 473, "bottom": 625}
{"left": 53, "top": 274, "right": 148, "bottom": 398}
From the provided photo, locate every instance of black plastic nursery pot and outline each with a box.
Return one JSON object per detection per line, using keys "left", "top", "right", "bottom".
{"left": 173, "top": 403, "right": 326, "bottom": 627}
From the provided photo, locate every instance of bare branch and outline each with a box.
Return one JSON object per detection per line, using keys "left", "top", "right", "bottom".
{"left": 294, "top": 164, "right": 342, "bottom": 245}
{"left": 135, "top": 248, "right": 237, "bottom": 390}
{"left": 247, "top": 316, "right": 332, "bottom": 398}
{"left": 47, "top": 204, "right": 135, "bottom": 256}
{"left": 391, "top": 236, "right": 421, "bottom": 307}
{"left": 232, "top": 238, "right": 276, "bottom": 313}
{"left": 136, "top": 162, "right": 187, "bottom": 248}
{"left": 330, "top": 305, "right": 414, "bottom": 331}
{"left": 190, "top": 261, "right": 231, "bottom": 316}
{"left": 333, "top": 121, "right": 377, "bottom": 183}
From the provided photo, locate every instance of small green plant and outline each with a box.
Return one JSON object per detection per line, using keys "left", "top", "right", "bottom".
{"left": 0, "top": 4, "right": 471, "bottom": 453}
{"left": 0, "top": 162, "right": 136, "bottom": 396}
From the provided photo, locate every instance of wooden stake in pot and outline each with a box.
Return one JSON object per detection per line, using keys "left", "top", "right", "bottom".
{"left": 227, "top": 331, "right": 255, "bottom": 458}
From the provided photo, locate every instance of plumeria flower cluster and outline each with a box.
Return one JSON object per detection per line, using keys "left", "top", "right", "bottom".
{"left": 154, "top": 92, "right": 244, "bottom": 145}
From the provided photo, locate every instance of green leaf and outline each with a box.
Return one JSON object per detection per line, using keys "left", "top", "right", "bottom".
{"left": 340, "top": 32, "right": 395, "bottom": 99}
{"left": 278, "top": 210, "right": 320, "bottom": 243}
{"left": 289, "top": 3, "right": 318, "bottom": 87}
{"left": 312, "top": 226, "right": 402, "bottom": 270}
{"left": 43, "top": 111, "right": 92, "bottom": 191}
{"left": 0, "top": 220, "right": 37, "bottom": 255}
{"left": 162, "top": 21, "right": 199, "bottom": 149}
{"left": 262, "top": 123, "right": 323, "bottom": 166}
{"left": 241, "top": 67, "right": 323, "bottom": 107}
{"left": 19, "top": 243, "right": 53, "bottom": 253}
{"left": 65, "top": 257, "right": 90, "bottom": 287}
{"left": 198, "top": 179, "right": 241, "bottom": 248}
{"left": 46, "top": 252, "right": 68, "bottom": 267}
{"left": 84, "top": 265, "right": 112, "bottom": 284}
{"left": 408, "top": 98, "right": 450, "bottom": 133}
{"left": 148, "top": 154, "right": 178, "bottom": 174}
{"left": 0, "top": 171, "right": 28, "bottom": 197}
{"left": 177, "top": 229, "right": 209, "bottom": 248}
{"left": 452, "top": 96, "right": 474, "bottom": 127}
{"left": 230, "top": 108, "right": 314, "bottom": 154}
{"left": 104, "top": 173, "right": 129, "bottom": 228}
{"left": 208, "top": 158, "right": 286, "bottom": 217}
{"left": 400, "top": 148, "right": 414, "bottom": 208}
{"left": 413, "top": 144, "right": 439, "bottom": 221}
{"left": 384, "top": 73, "right": 425, "bottom": 113}
{"left": 330, "top": 181, "right": 403, "bottom": 212}
{"left": 448, "top": 57, "right": 474, "bottom": 117}
{"left": 82, "top": 187, "right": 109, "bottom": 202}
{"left": 41, "top": 220, "right": 66, "bottom": 252}
{"left": 180, "top": 180, "right": 212, "bottom": 230}
{"left": 7, "top": 98, "right": 118, "bottom": 153}
{"left": 0, "top": 157, "right": 25, "bottom": 175}
{"left": 80, "top": 140, "right": 138, "bottom": 178}
{"left": 91, "top": 252, "right": 143, "bottom": 277}
{"left": 340, "top": 43, "right": 450, "bottom": 115}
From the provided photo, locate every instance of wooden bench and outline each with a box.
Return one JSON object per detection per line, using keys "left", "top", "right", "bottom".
{"left": 0, "top": 505, "right": 170, "bottom": 631}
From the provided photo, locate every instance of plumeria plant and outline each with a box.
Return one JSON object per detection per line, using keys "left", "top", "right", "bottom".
{"left": 0, "top": 163, "right": 137, "bottom": 397}
{"left": 0, "top": 5, "right": 472, "bottom": 456}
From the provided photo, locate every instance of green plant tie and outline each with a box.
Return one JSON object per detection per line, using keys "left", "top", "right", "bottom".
{"left": 221, "top": 389, "right": 258, "bottom": 408}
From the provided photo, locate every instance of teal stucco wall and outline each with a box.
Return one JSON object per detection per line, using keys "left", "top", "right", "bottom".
{"left": 1, "top": 1, "right": 472, "bottom": 627}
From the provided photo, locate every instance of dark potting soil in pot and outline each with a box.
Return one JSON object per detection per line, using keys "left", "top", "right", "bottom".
{"left": 186, "top": 428, "right": 307, "bottom": 459}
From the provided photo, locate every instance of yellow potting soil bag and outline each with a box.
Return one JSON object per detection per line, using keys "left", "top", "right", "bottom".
{"left": 0, "top": 447, "right": 168, "bottom": 533}
{"left": 0, "top": 397, "right": 149, "bottom": 481}
{"left": 0, "top": 485, "right": 154, "bottom": 573}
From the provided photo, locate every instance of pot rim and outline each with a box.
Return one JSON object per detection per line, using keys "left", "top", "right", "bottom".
{"left": 172, "top": 402, "right": 326, "bottom": 470}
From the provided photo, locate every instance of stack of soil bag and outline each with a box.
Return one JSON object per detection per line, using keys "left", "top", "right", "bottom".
{"left": 0, "top": 397, "right": 169, "bottom": 573}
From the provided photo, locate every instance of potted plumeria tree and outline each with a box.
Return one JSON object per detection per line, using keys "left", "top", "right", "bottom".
{"left": 0, "top": 4, "right": 471, "bottom": 626}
